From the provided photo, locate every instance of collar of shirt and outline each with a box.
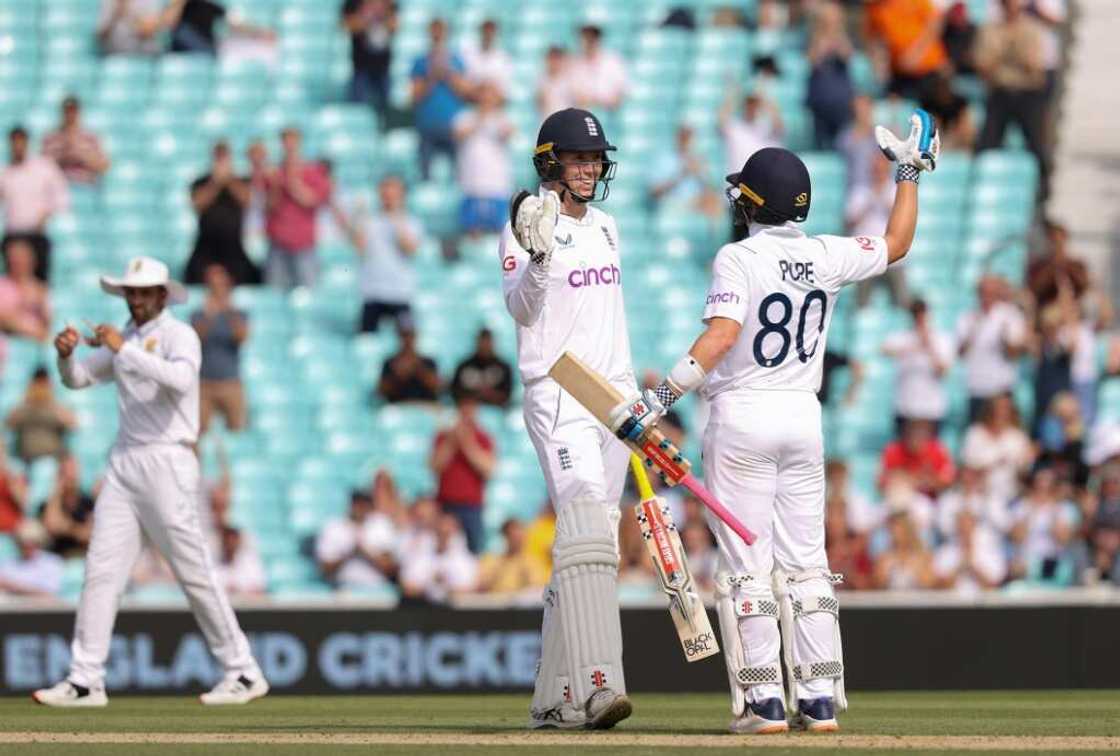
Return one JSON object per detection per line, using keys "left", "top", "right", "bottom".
{"left": 747, "top": 221, "right": 804, "bottom": 238}
{"left": 126, "top": 309, "right": 170, "bottom": 337}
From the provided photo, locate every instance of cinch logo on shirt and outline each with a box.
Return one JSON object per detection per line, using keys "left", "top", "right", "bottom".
{"left": 706, "top": 291, "right": 741, "bottom": 305}
{"left": 568, "top": 264, "right": 621, "bottom": 288}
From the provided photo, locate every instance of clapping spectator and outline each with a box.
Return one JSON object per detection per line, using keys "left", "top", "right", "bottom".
{"left": 97, "top": 0, "right": 184, "bottom": 56}
{"left": 170, "top": 0, "right": 274, "bottom": 56}
{"left": 1031, "top": 299, "right": 1084, "bottom": 436}
{"left": 1036, "top": 392, "right": 1089, "bottom": 487}
{"left": 873, "top": 509, "right": 937, "bottom": 590}
{"left": 806, "top": 1, "right": 855, "bottom": 149}
{"left": 961, "top": 394, "right": 1035, "bottom": 507}
{"left": 452, "top": 80, "right": 515, "bottom": 236}
{"left": 378, "top": 323, "right": 441, "bottom": 403}
{"left": 882, "top": 299, "right": 953, "bottom": 430}
{"left": 879, "top": 419, "right": 956, "bottom": 499}
{"left": 933, "top": 508, "right": 1007, "bottom": 593}
{"left": 0, "top": 127, "right": 68, "bottom": 282}
{"left": 941, "top": 1, "right": 979, "bottom": 74}
{"left": 6, "top": 368, "right": 77, "bottom": 464}
{"left": 1085, "top": 464, "right": 1120, "bottom": 584}
{"left": 450, "top": 328, "right": 512, "bottom": 408}
{"left": 213, "top": 525, "right": 267, "bottom": 596}
{"left": 849, "top": 156, "right": 907, "bottom": 307}
{"left": 957, "top": 275, "right": 1028, "bottom": 422}
{"left": 837, "top": 94, "right": 880, "bottom": 195}
{"left": 399, "top": 513, "right": 478, "bottom": 603}
{"left": 410, "top": 18, "right": 470, "bottom": 180}
{"left": 341, "top": 0, "right": 397, "bottom": 120}
{"left": 536, "top": 46, "right": 574, "bottom": 119}
{"left": 720, "top": 91, "right": 783, "bottom": 173}
{"left": 0, "top": 519, "right": 63, "bottom": 597}
{"left": 191, "top": 263, "right": 249, "bottom": 433}
{"left": 0, "top": 239, "right": 52, "bottom": 342}
{"left": 1027, "top": 221, "right": 1090, "bottom": 309}
{"left": 185, "top": 141, "right": 261, "bottom": 287}
{"left": 567, "top": 24, "right": 628, "bottom": 111}
{"left": 936, "top": 465, "right": 1012, "bottom": 539}
{"left": 0, "top": 444, "right": 28, "bottom": 534}
{"left": 430, "top": 392, "right": 496, "bottom": 553}
{"left": 461, "top": 19, "right": 513, "bottom": 97}
{"left": 1009, "top": 464, "right": 1080, "bottom": 583}
{"left": 264, "top": 128, "right": 332, "bottom": 290}
{"left": 315, "top": 490, "right": 398, "bottom": 590}
{"left": 864, "top": 0, "right": 949, "bottom": 99}
{"left": 41, "top": 96, "right": 110, "bottom": 185}
{"left": 974, "top": 0, "right": 1052, "bottom": 201}
{"left": 38, "top": 454, "right": 95, "bottom": 558}
{"left": 647, "top": 125, "right": 723, "bottom": 218}
{"left": 477, "top": 519, "right": 549, "bottom": 593}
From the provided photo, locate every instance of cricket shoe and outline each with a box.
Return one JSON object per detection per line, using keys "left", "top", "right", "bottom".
{"left": 793, "top": 697, "right": 839, "bottom": 732}
{"left": 199, "top": 671, "right": 270, "bottom": 705}
{"left": 32, "top": 680, "right": 108, "bottom": 708}
{"left": 730, "top": 698, "right": 789, "bottom": 734}
{"left": 528, "top": 702, "right": 587, "bottom": 730}
{"left": 584, "top": 688, "right": 632, "bottom": 730}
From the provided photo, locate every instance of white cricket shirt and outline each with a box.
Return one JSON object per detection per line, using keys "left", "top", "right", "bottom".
{"left": 700, "top": 222, "right": 888, "bottom": 397}
{"left": 499, "top": 205, "right": 635, "bottom": 389}
{"left": 58, "top": 309, "right": 201, "bottom": 447}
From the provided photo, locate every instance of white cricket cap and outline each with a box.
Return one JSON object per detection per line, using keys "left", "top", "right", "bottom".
{"left": 99, "top": 256, "right": 188, "bottom": 305}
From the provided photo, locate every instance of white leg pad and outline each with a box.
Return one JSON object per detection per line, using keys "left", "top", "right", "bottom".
{"left": 775, "top": 569, "right": 846, "bottom": 712}
{"left": 715, "top": 570, "right": 783, "bottom": 717}
{"left": 530, "top": 579, "right": 573, "bottom": 716}
{"left": 554, "top": 497, "right": 624, "bottom": 707}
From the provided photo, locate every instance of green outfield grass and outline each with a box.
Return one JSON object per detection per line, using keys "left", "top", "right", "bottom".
{"left": 1, "top": 691, "right": 1119, "bottom": 754}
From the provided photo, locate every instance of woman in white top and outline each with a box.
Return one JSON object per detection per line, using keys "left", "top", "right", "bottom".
{"left": 881, "top": 298, "right": 954, "bottom": 434}
{"left": 961, "top": 394, "right": 1035, "bottom": 507}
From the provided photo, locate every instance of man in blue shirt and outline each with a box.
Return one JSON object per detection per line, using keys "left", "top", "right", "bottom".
{"left": 410, "top": 18, "right": 471, "bottom": 180}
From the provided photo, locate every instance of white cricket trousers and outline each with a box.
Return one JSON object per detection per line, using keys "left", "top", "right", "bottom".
{"left": 68, "top": 444, "right": 256, "bottom": 689}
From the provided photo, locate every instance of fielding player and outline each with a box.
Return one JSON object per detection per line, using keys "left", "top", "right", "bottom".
{"left": 621, "top": 112, "right": 939, "bottom": 733}
{"left": 33, "top": 257, "right": 268, "bottom": 707}
{"left": 500, "top": 108, "right": 635, "bottom": 729}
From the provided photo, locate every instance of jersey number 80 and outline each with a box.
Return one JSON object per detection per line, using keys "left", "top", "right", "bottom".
{"left": 753, "top": 290, "right": 827, "bottom": 367}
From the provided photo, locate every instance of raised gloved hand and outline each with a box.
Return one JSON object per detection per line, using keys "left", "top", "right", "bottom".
{"left": 510, "top": 187, "right": 561, "bottom": 268}
{"left": 607, "top": 389, "right": 667, "bottom": 442}
{"left": 875, "top": 108, "right": 940, "bottom": 178}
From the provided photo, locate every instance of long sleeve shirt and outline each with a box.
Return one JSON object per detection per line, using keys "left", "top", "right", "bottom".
{"left": 58, "top": 309, "right": 201, "bottom": 448}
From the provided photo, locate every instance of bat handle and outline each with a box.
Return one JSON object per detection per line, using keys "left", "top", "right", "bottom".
{"left": 629, "top": 454, "right": 655, "bottom": 501}
{"left": 680, "top": 473, "right": 757, "bottom": 546}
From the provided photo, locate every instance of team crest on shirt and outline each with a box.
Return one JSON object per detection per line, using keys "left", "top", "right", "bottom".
{"left": 599, "top": 226, "right": 616, "bottom": 251}
{"left": 144, "top": 337, "right": 157, "bottom": 352}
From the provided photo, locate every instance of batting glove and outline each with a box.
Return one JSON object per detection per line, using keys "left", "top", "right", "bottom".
{"left": 510, "top": 187, "right": 560, "bottom": 268}
{"left": 875, "top": 108, "right": 940, "bottom": 178}
{"left": 608, "top": 390, "right": 667, "bottom": 443}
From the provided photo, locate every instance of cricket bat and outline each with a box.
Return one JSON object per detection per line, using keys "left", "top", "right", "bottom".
{"left": 630, "top": 455, "right": 719, "bottom": 662}
{"left": 548, "top": 351, "right": 757, "bottom": 545}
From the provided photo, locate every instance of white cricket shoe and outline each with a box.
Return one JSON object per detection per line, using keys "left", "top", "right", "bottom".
{"left": 730, "top": 698, "right": 789, "bottom": 735}
{"left": 32, "top": 680, "right": 108, "bottom": 708}
{"left": 199, "top": 672, "right": 269, "bottom": 705}
{"left": 528, "top": 702, "right": 587, "bottom": 730}
{"left": 584, "top": 688, "right": 632, "bottom": 730}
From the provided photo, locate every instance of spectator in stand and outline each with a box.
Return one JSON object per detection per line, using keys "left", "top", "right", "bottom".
{"left": 341, "top": 0, "right": 397, "bottom": 121}
{"left": 450, "top": 328, "right": 512, "bottom": 408}
{"left": 452, "top": 80, "right": 515, "bottom": 236}
{"left": 315, "top": 490, "right": 398, "bottom": 590}
{"left": 806, "top": 1, "right": 855, "bottom": 149}
{"left": 647, "top": 125, "right": 723, "bottom": 218}
{"left": 6, "top": 368, "right": 78, "bottom": 464}
{"left": 377, "top": 323, "right": 441, "bottom": 404}
{"left": 957, "top": 275, "right": 1028, "bottom": 422}
{"left": 97, "top": 0, "right": 184, "bottom": 56}
{"left": 1036, "top": 391, "right": 1089, "bottom": 488}
{"left": 0, "top": 238, "right": 52, "bottom": 342}
{"left": 936, "top": 464, "right": 1012, "bottom": 539}
{"left": 973, "top": 0, "right": 1051, "bottom": 201}
{"left": 185, "top": 141, "right": 260, "bottom": 287}
{"left": 1010, "top": 464, "right": 1080, "bottom": 583}
{"left": 524, "top": 500, "right": 555, "bottom": 573}
{"left": 962, "top": 393, "right": 1035, "bottom": 507}
{"left": 430, "top": 392, "right": 496, "bottom": 553}
{"left": 719, "top": 90, "right": 784, "bottom": 173}
{"left": 848, "top": 155, "right": 908, "bottom": 307}
{"left": 567, "top": 24, "right": 628, "bottom": 111}
{"left": 0, "top": 519, "right": 63, "bottom": 597}
{"left": 264, "top": 127, "right": 332, "bottom": 290}
{"left": 399, "top": 512, "right": 478, "bottom": 603}
{"left": 410, "top": 18, "right": 470, "bottom": 181}
{"left": 369, "top": 468, "right": 408, "bottom": 531}
{"left": 0, "top": 442, "right": 27, "bottom": 534}
{"left": 864, "top": 0, "right": 949, "bottom": 99}
{"left": 873, "top": 509, "right": 936, "bottom": 590}
{"left": 1027, "top": 221, "right": 1089, "bottom": 309}
{"left": 1085, "top": 464, "right": 1120, "bottom": 584}
{"left": 824, "top": 489, "right": 874, "bottom": 590}
{"left": 397, "top": 494, "right": 439, "bottom": 561}
{"left": 39, "top": 454, "right": 95, "bottom": 558}
{"left": 477, "top": 518, "right": 549, "bottom": 593}
{"left": 1032, "top": 299, "right": 1081, "bottom": 436}
{"left": 536, "top": 46, "right": 574, "bottom": 118}
{"left": 882, "top": 299, "right": 953, "bottom": 431}
{"left": 941, "top": 1, "right": 978, "bottom": 74}
{"left": 41, "top": 96, "right": 110, "bottom": 186}
{"left": 919, "top": 73, "right": 977, "bottom": 151}
{"left": 191, "top": 263, "right": 249, "bottom": 433}
{"left": 879, "top": 419, "right": 956, "bottom": 499}
{"left": 0, "top": 126, "right": 69, "bottom": 283}
{"left": 337, "top": 175, "right": 422, "bottom": 334}
{"left": 933, "top": 508, "right": 1007, "bottom": 592}
{"left": 837, "top": 94, "right": 879, "bottom": 195}
{"left": 213, "top": 525, "right": 266, "bottom": 597}
{"left": 170, "top": 0, "right": 274, "bottom": 56}
{"left": 461, "top": 19, "right": 513, "bottom": 97}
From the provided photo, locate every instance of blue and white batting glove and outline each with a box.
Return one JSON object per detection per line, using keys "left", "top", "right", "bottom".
{"left": 875, "top": 108, "right": 940, "bottom": 182}
{"left": 608, "top": 390, "right": 667, "bottom": 442}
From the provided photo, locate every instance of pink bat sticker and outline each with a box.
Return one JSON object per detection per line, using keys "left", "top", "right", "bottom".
{"left": 680, "top": 474, "right": 757, "bottom": 546}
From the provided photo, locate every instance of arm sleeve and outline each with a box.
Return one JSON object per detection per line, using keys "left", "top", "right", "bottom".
{"left": 701, "top": 245, "right": 751, "bottom": 325}
{"left": 819, "top": 234, "right": 889, "bottom": 289}
{"left": 113, "top": 327, "right": 200, "bottom": 394}
{"left": 500, "top": 224, "right": 550, "bottom": 327}
{"left": 57, "top": 349, "right": 115, "bottom": 389}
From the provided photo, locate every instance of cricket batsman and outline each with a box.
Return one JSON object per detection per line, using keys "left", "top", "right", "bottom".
{"left": 500, "top": 108, "right": 635, "bottom": 729}
{"left": 616, "top": 112, "right": 939, "bottom": 733}
{"left": 33, "top": 257, "right": 268, "bottom": 707}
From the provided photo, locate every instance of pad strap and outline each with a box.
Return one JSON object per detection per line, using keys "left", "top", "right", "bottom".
{"left": 792, "top": 595, "right": 839, "bottom": 618}
{"left": 735, "top": 596, "right": 780, "bottom": 618}
{"left": 793, "top": 659, "right": 844, "bottom": 681}
{"left": 737, "top": 662, "right": 783, "bottom": 687}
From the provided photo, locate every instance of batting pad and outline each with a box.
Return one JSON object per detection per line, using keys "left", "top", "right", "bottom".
{"left": 553, "top": 497, "right": 624, "bottom": 707}
{"left": 776, "top": 569, "right": 846, "bottom": 711}
{"left": 715, "top": 570, "right": 783, "bottom": 717}
{"left": 530, "top": 580, "right": 572, "bottom": 717}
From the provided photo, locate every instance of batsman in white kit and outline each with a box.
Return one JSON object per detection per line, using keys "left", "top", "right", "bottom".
{"left": 619, "top": 111, "right": 939, "bottom": 733}
{"left": 33, "top": 257, "right": 268, "bottom": 707}
{"left": 501, "top": 108, "right": 635, "bottom": 729}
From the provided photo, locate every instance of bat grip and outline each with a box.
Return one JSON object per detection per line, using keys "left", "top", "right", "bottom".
{"left": 680, "top": 474, "right": 757, "bottom": 546}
